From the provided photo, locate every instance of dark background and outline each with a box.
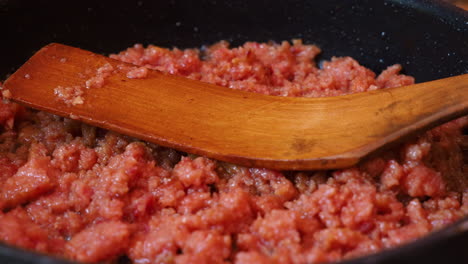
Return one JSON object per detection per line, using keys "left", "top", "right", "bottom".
{"left": 0, "top": 0, "right": 467, "bottom": 81}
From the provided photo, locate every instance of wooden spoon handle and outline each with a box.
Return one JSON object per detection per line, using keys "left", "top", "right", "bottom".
{"left": 3, "top": 43, "right": 468, "bottom": 170}
{"left": 366, "top": 73, "right": 467, "bottom": 137}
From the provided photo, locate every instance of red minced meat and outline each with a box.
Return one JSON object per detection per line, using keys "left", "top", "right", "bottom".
{"left": 0, "top": 40, "right": 466, "bottom": 263}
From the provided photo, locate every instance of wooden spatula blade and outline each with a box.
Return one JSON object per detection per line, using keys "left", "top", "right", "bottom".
{"left": 3, "top": 44, "right": 468, "bottom": 170}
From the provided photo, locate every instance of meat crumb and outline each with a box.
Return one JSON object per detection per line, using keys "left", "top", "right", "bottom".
{"left": 55, "top": 63, "right": 117, "bottom": 106}
{"left": 126, "top": 67, "right": 149, "bottom": 79}
{"left": 85, "top": 63, "right": 114, "bottom": 89}
{"left": 71, "top": 96, "right": 84, "bottom": 105}
{"left": 54, "top": 86, "right": 84, "bottom": 106}
{"left": 2, "top": 90, "right": 12, "bottom": 99}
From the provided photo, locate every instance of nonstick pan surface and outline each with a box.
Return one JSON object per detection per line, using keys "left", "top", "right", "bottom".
{"left": 0, "top": 0, "right": 467, "bottom": 263}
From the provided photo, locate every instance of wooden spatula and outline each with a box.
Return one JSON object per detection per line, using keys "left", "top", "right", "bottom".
{"left": 3, "top": 43, "right": 467, "bottom": 170}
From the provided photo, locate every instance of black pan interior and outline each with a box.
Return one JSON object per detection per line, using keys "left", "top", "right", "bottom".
{"left": 1, "top": 0, "right": 467, "bottom": 80}
{"left": 0, "top": 0, "right": 467, "bottom": 263}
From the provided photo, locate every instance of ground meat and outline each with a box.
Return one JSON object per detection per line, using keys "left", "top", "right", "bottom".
{"left": 53, "top": 62, "right": 152, "bottom": 106}
{"left": 0, "top": 40, "right": 466, "bottom": 264}
{"left": 85, "top": 63, "right": 115, "bottom": 89}
{"left": 0, "top": 82, "right": 19, "bottom": 128}
{"left": 126, "top": 66, "right": 149, "bottom": 79}
{"left": 65, "top": 221, "right": 130, "bottom": 262}
{"left": 54, "top": 86, "right": 84, "bottom": 106}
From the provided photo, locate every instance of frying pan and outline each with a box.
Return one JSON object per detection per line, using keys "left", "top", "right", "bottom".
{"left": 0, "top": 0, "right": 467, "bottom": 263}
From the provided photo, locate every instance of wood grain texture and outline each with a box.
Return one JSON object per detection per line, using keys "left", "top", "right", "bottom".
{"left": 3, "top": 44, "right": 468, "bottom": 170}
